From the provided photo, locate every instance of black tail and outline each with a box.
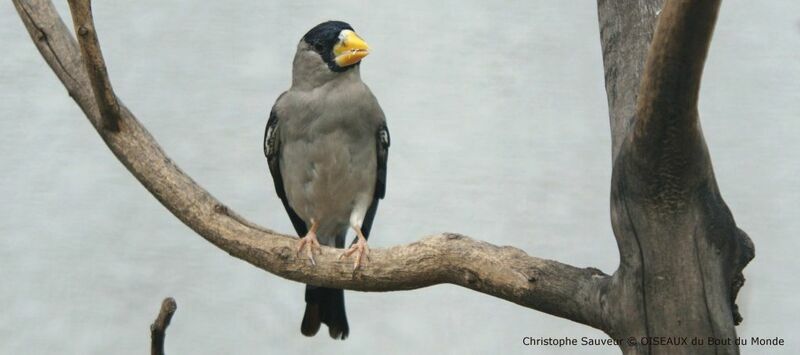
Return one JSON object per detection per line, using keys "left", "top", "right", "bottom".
{"left": 301, "top": 285, "right": 349, "bottom": 340}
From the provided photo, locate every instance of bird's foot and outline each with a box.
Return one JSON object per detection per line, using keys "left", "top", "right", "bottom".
{"left": 339, "top": 237, "right": 370, "bottom": 270}
{"left": 297, "top": 232, "right": 321, "bottom": 266}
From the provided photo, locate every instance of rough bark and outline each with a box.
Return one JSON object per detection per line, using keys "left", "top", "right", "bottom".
{"left": 13, "top": 0, "right": 753, "bottom": 354}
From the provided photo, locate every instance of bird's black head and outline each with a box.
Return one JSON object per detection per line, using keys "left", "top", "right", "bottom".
{"left": 302, "top": 21, "right": 370, "bottom": 72}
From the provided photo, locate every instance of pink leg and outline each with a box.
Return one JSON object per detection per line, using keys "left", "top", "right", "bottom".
{"left": 340, "top": 225, "right": 370, "bottom": 270}
{"left": 297, "top": 219, "right": 321, "bottom": 265}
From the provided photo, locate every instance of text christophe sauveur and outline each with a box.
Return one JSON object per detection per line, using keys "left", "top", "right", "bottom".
{"left": 522, "top": 336, "right": 785, "bottom": 348}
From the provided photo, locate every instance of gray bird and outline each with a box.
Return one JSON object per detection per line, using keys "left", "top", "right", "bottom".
{"left": 263, "top": 21, "right": 390, "bottom": 340}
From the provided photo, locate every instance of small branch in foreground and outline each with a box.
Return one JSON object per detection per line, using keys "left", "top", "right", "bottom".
{"left": 150, "top": 297, "right": 177, "bottom": 355}
{"left": 66, "top": 0, "right": 120, "bottom": 131}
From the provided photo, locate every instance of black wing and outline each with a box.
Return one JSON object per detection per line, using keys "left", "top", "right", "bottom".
{"left": 358, "top": 123, "right": 390, "bottom": 241}
{"left": 264, "top": 108, "right": 308, "bottom": 237}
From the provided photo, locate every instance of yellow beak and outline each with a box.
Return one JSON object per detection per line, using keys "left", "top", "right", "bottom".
{"left": 333, "top": 30, "right": 370, "bottom": 67}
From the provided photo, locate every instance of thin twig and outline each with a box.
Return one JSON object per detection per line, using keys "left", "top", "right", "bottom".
{"left": 150, "top": 297, "right": 177, "bottom": 355}
{"left": 66, "top": 0, "right": 120, "bottom": 131}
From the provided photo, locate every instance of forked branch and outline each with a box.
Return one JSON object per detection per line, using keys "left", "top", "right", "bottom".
{"left": 13, "top": 0, "right": 609, "bottom": 332}
{"left": 66, "top": 0, "right": 121, "bottom": 131}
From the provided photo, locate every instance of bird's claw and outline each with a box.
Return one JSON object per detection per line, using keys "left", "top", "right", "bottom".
{"left": 339, "top": 239, "right": 370, "bottom": 270}
{"left": 297, "top": 234, "right": 321, "bottom": 266}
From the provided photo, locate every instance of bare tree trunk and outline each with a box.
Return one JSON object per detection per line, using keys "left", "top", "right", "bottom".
{"left": 13, "top": 1, "right": 753, "bottom": 354}
{"left": 598, "top": 1, "right": 754, "bottom": 353}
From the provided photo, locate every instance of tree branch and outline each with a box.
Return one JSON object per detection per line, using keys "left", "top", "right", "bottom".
{"left": 597, "top": 0, "right": 664, "bottom": 159}
{"left": 624, "top": 0, "right": 721, "bottom": 211}
{"left": 13, "top": 0, "right": 610, "bottom": 332}
{"left": 637, "top": 0, "right": 719, "bottom": 126}
{"left": 150, "top": 297, "right": 177, "bottom": 355}
{"left": 66, "top": 0, "right": 121, "bottom": 131}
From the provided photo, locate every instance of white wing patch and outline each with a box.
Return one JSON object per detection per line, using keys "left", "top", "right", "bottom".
{"left": 379, "top": 127, "right": 390, "bottom": 148}
{"left": 264, "top": 124, "right": 278, "bottom": 158}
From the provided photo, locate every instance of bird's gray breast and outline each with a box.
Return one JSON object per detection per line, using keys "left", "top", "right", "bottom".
{"left": 277, "top": 82, "right": 382, "bottom": 239}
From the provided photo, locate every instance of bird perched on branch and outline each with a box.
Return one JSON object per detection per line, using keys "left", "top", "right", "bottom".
{"left": 263, "top": 21, "right": 390, "bottom": 340}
